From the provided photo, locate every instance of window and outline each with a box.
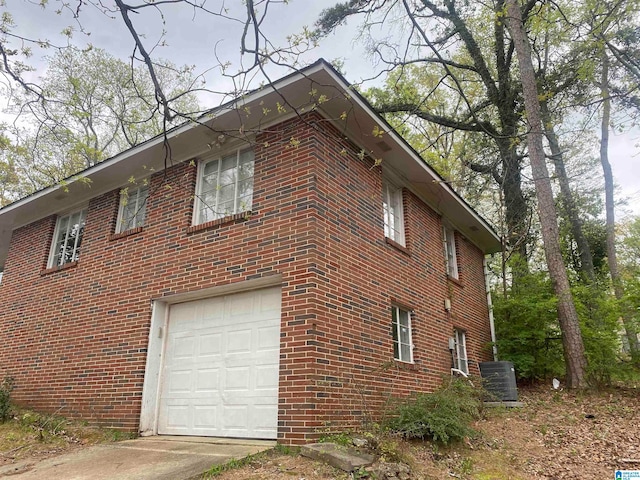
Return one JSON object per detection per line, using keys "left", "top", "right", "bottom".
{"left": 0, "top": 270, "right": 3, "bottom": 284}
{"left": 443, "top": 225, "right": 458, "bottom": 279}
{"left": 382, "top": 180, "right": 405, "bottom": 245}
{"left": 116, "top": 186, "right": 149, "bottom": 233}
{"left": 49, "top": 209, "right": 87, "bottom": 268}
{"left": 392, "top": 305, "right": 413, "bottom": 363}
{"left": 453, "top": 329, "right": 468, "bottom": 375}
{"left": 194, "top": 149, "right": 254, "bottom": 225}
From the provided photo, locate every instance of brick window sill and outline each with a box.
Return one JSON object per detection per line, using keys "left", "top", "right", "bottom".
{"left": 447, "top": 275, "right": 463, "bottom": 288}
{"left": 385, "top": 237, "right": 410, "bottom": 255}
{"left": 109, "top": 226, "right": 144, "bottom": 241}
{"left": 186, "top": 211, "right": 252, "bottom": 234}
{"left": 41, "top": 261, "right": 78, "bottom": 276}
{"left": 393, "top": 360, "right": 420, "bottom": 371}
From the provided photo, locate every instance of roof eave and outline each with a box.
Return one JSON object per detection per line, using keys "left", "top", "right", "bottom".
{"left": 0, "top": 59, "right": 501, "bottom": 269}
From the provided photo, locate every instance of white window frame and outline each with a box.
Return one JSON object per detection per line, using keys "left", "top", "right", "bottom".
{"left": 382, "top": 179, "right": 405, "bottom": 246}
{"left": 116, "top": 185, "right": 149, "bottom": 233}
{"left": 0, "top": 270, "right": 3, "bottom": 284}
{"left": 48, "top": 208, "right": 87, "bottom": 268}
{"left": 193, "top": 148, "right": 255, "bottom": 225}
{"left": 443, "top": 225, "right": 458, "bottom": 279}
{"left": 392, "top": 305, "right": 413, "bottom": 363}
{"left": 454, "top": 329, "right": 469, "bottom": 375}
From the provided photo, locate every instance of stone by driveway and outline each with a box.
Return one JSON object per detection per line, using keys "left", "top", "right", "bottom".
{"left": 0, "top": 436, "right": 275, "bottom": 480}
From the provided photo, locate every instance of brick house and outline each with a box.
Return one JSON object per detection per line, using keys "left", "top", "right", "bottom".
{"left": 0, "top": 60, "right": 501, "bottom": 444}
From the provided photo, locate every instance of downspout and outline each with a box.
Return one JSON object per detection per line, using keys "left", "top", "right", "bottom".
{"left": 484, "top": 256, "right": 498, "bottom": 360}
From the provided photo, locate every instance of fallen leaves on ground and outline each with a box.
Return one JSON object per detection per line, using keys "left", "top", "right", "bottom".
{"left": 212, "top": 383, "right": 640, "bottom": 479}
{"left": 1, "top": 384, "right": 637, "bottom": 479}
{"left": 477, "top": 384, "right": 640, "bottom": 479}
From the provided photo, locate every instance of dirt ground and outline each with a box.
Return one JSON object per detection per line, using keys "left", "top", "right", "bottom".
{"left": 1, "top": 384, "right": 638, "bottom": 479}
{"left": 475, "top": 384, "right": 640, "bottom": 479}
{"left": 0, "top": 410, "right": 135, "bottom": 470}
{"left": 209, "top": 384, "right": 640, "bottom": 479}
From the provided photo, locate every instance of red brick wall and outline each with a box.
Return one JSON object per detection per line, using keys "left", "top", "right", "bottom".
{"left": 295, "top": 118, "right": 493, "bottom": 438}
{"left": 0, "top": 113, "right": 492, "bottom": 443}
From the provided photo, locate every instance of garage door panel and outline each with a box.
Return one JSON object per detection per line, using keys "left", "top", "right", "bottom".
{"left": 193, "top": 405, "right": 218, "bottom": 430}
{"left": 257, "top": 325, "right": 280, "bottom": 349}
{"left": 171, "top": 335, "right": 196, "bottom": 358}
{"left": 167, "top": 370, "right": 192, "bottom": 394}
{"left": 199, "top": 333, "right": 223, "bottom": 356}
{"left": 195, "top": 368, "right": 219, "bottom": 392}
{"left": 201, "top": 297, "right": 224, "bottom": 320}
{"left": 255, "top": 365, "right": 279, "bottom": 389}
{"left": 251, "top": 353, "right": 279, "bottom": 369}
{"left": 222, "top": 405, "right": 249, "bottom": 429}
{"left": 251, "top": 405, "right": 278, "bottom": 427}
{"left": 169, "top": 305, "right": 199, "bottom": 330}
{"left": 227, "top": 329, "right": 253, "bottom": 353}
{"left": 259, "top": 290, "right": 281, "bottom": 311}
{"left": 221, "top": 388, "right": 276, "bottom": 402}
{"left": 229, "top": 298, "right": 255, "bottom": 317}
{"left": 158, "top": 287, "right": 281, "bottom": 439}
{"left": 165, "top": 404, "right": 190, "bottom": 430}
{"left": 225, "top": 367, "right": 251, "bottom": 391}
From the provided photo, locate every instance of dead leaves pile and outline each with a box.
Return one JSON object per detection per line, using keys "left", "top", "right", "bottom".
{"left": 479, "top": 385, "right": 640, "bottom": 479}
{"left": 215, "top": 384, "right": 639, "bottom": 479}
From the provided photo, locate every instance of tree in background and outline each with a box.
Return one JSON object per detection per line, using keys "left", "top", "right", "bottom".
{"left": 591, "top": 0, "right": 640, "bottom": 360}
{"left": 366, "top": 66, "right": 507, "bottom": 238}
{"left": 315, "top": 0, "right": 533, "bottom": 265}
{"left": 505, "top": 0, "right": 588, "bottom": 387}
{"left": 0, "top": 133, "right": 19, "bottom": 207}
{"left": 618, "top": 217, "right": 640, "bottom": 360}
{"left": 2, "top": 47, "right": 199, "bottom": 200}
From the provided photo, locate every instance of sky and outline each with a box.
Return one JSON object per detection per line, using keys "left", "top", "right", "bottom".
{"left": 2, "top": 0, "right": 639, "bottom": 218}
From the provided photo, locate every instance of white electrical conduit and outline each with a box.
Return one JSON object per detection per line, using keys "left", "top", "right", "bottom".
{"left": 484, "top": 257, "right": 498, "bottom": 361}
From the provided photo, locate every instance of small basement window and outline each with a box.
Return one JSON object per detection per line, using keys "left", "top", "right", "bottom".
{"left": 392, "top": 305, "right": 413, "bottom": 363}
{"left": 453, "top": 329, "right": 469, "bottom": 375}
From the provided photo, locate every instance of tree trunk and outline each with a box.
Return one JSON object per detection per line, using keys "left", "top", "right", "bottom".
{"left": 540, "top": 100, "right": 596, "bottom": 283}
{"left": 600, "top": 52, "right": 640, "bottom": 359}
{"left": 499, "top": 140, "right": 530, "bottom": 265}
{"left": 506, "top": 0, "right": 588, "bottom": 388}
{"left": 382, "top": 0, "right": 533, "bottom": 275}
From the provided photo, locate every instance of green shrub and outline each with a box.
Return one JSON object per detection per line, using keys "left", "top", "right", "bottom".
{"left": 19, "top": 410, "right": 70, "bottom": 441}
{"left": 383, "top": 378, "right": 483, "bottom": 445}
{"left": 492, "top": 263, "right": 565, "bottom": 381}
{"left": 0, "top": 376, "right": 14, "bottom": 422}
{"left": 492, "top": 257, "right": 633, "bottom": 385}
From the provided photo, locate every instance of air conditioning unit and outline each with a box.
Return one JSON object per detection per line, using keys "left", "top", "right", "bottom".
{"left": 479, "top": 361, "right": 518, "bottom": 402}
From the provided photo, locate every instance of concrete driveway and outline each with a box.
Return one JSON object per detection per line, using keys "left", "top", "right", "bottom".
{"left": 0, "top": 436, "right": 275, "bottom": 480}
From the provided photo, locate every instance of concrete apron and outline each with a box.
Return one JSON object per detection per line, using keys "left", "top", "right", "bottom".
{"left": 0, "top": 436, "right": 276, "bottom": 480}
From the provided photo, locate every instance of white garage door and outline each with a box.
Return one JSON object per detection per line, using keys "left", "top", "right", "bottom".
{"left": 157, "top": 287, "right": 281, "bottom": 439}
